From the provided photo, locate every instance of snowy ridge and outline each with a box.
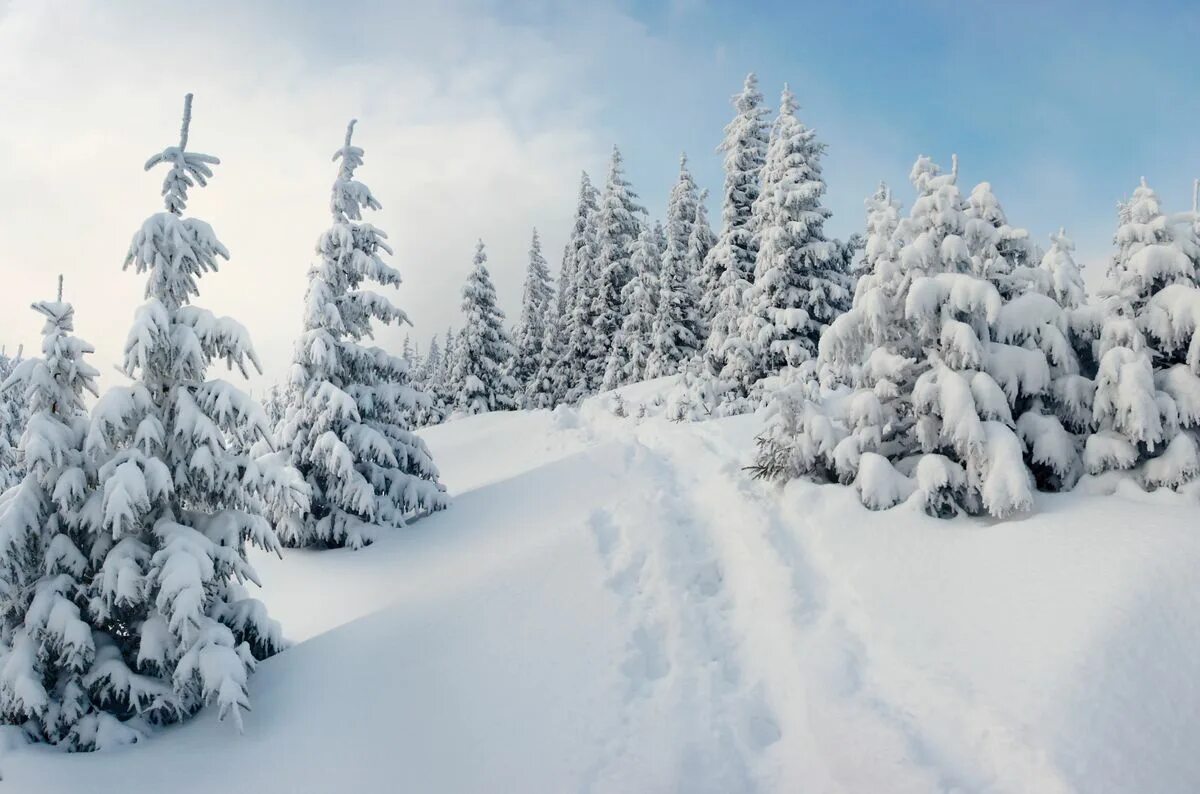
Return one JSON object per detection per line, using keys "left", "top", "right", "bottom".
{"left": 6, "top": 396, "right": 1200, "bottom": 791}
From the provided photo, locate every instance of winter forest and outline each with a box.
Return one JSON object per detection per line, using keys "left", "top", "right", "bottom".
{"left": 4, "top": 2, "right": 1200, "bottom": 790}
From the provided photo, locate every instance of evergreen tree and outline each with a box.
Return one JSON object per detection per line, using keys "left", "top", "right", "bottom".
{"left": 588, "top": 146, "right": 646, "bottom": 392}
{"left": 702, "top": 73, "right": 770, "bottom": 374}
{"left": 556, "top": 173, "right": 595, "bottom": 337}
{"left": 687, "top": 190, "right": 716, "bottom": 287}
{"left": 561, "top": 176, "right": 603, "bottom": 402}
{"left": 604, "top": 226, "right": 662, "bottom": 388}
{"left": 757, "top": 155, "right": 1078, "bottom": 518}
{"left": 0, "top": 280, "right": 102, "bottom": 748}
{"left": 79, "top": 96, "right": 300, "bottom": 741}
{"left": 415, "top": 333, "right": 448, "bottom": 426}
{"left": 527, "top": 300, "right": 562, "bottom": 408}
{"left": 510, "top": 228, "right": 554, "bottom": 402}
{"left": 453, "top": 241, "right": 519, "bottom": 414}
{"left": 279, "top": 119, "right": 446, "bottom": 549}
{"left": 646, "top": 155, "right": 705, "bottom": 378}
{"left": 722, "top": 86, "right": 848, "bottom": 393}
{"left": 1040, "top": 229, "right": 1087, "bottom": 311}
{"left": 1084, "top": 179, "right": 1200, "bottom": 485}
{"left": 0, "top": 347, "right": 28, "bottom": 492}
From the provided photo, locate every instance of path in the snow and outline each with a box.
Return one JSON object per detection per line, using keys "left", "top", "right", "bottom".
{"left": 573, "top": 403, "right": 1075, "bottom": 794}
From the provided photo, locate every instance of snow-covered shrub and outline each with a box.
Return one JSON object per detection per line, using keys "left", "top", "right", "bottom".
{"left": 757, "top": 155, "right": 1086, "bottom": 518}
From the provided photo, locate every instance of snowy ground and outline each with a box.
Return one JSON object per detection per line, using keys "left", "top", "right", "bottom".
{"left": 5, "top": 383, "right": 1200, "bottom": 793}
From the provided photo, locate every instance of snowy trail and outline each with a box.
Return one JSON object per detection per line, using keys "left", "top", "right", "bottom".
{"left": 7, "top": 398, "right": 1200, "bottom": 792}
{"left": 576, "top": 409, "right": 951, "bottom": 792}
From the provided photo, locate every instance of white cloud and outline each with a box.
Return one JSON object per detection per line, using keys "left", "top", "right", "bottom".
{"left": 0, "top": 0, "right": 605, "bottom": 392}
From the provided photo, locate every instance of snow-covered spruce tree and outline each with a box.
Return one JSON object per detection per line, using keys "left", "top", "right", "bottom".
{"left": 604, "top": 225, "right": 663, "bottom": 388}
{"left": 588, "top": 146, "right": 646, "bottom": 391}
{"left": 1083, "top": 178, "right": 1200, "bottom": 486}
{"left": 556, "top": 172, "right": 596, "bottom": 344}
{"left": 527, "top": 296, "right": 563, "bottom": 408}
{"left": 721, "top": 86, "right": 849, "bottom": 395}
{"left": 561, "top": 174, "right": 603, "bottom": 403}
{"left": 702, "top": 73, "right": 769, "bottom": 375}
{"left": 687, "top": 190, "right": 716, "bottom": 285}
{"left": 963, "top": 181, "right": 1043, "bottom": 299}
{"left": 76, "top": 96, "right": 303, "bottom": 743}
{"left": 0, "top": 282, "right": 102, "bottom": 748}
{"left": 646, "top": 156, "right": 705, "bottom": 378}
{"left": 452, "top": 241, "right": 519, "bottom": 414}
{"left": 510, "top": 228, "right": 554, "bottom": 403}
{"left": 756, "top": 155, "right": 1082, "bottom": 518}
{"left": 415, "top": 335, "right": 447, "bottom": 426}
{"left": 0, "top": 347, "right": 29, "bottom": 492}
{"left": 280, "top": 119, "right": 445, "bottom": 549}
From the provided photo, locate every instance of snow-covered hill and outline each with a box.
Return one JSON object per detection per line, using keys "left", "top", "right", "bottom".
{"left": 6, "top": 396, "right": 1200, "bottom": 793}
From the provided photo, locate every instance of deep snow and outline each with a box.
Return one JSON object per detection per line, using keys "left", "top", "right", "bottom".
{"left": 4, "top": 386, "right": 1200, "bottom": 793}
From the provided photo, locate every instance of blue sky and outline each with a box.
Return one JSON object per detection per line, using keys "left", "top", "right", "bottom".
{"left": 0, "top": 0, "right": 1197, "bottom": 387}
{"left": 559, "top": 0, "right": 1200, "bottom": 267}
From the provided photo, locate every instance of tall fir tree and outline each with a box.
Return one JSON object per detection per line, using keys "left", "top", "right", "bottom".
{"left": 0, "top": 280, "right": 103, "bottom": 748}
{"left": 527, "top": 296, "right": 564, "bottom": 408}
{"left": 588, "top": 146, "right": 646, "bottom": 392}
{"left": 79, "top": 96, "right": 299, "bottom": 741}
{"left": 0, "top": 347, "right": 28, "bottom": 492}
{"left": 561, "top": 175, "right": 603, "bottom": 402}
{"left": 604, "top": 225, "right": 663, "bottom": 388}
{"left": 510, "top": 228, "right": 554, "bottom": 402}
{"left": 453, "top": 241, "right": 519, "bottom": 414}
{"left": 646, "top": 155, "right": 705, "bottom": 378}
{"left": 722, "top": 86, "right": 848, "bottom": 393}
{"left": 279, "top": 119, "right": 445, "bottom": 549}
{"left": 702, "top": 73, "right": 770, "bottom": 375}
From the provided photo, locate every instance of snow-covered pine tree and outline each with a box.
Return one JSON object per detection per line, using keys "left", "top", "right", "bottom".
{"left": 453, "top": 241, "right": 519, "bottom": 414}
{"left": 556, "top": 172, "right": 595, "bottom": 342}
{"left": 414, "top": 334, "right": 446, "bottom": 426}
{"left": 963, "top": 181, "right": 1043, "bottom": 299}
{"left": 80, "top": 96, "right": 301, "bottom": 741}
{"left": 0, "top": 347, "right": 29, "bottom": 492}
{"left": 1084, "top": 178, "right": 1200, "bottom": 486}
{"left": 604, "top": 225, "right": 662, "bottom": 388}
{"left": 589, "top": 146, "right": 646, "bottom": 392}
{"left": 701, "top": 73, "right": 769, "bottom": 374}
{"left": 527, "top": 296, "right": 563, "bottom": 408}
{"left": 279, "top": 119, "right": 445, "bottom": 549}
{"left": 687, "top": 190, "right": 716, "bottom": 288}
{"left": 510, "top": 228, "right": 554, "bottom": 403}
{"left": 0, "top": 280, "right": 103, "bottom": 748}
{"left": 440, "top": 327, "right": 462, "bottom": 411}
{"left": 1041, "top": 228, "right": 1087, "bottom": 311}
{"left": 561, "top": 175, "right": 603, "bottom": 403}
{"left": 401, "top": 335, "right": 414, "bottom": 369}
{"left": 721, "top": 86, "right": 849, "bottom": 395}
{"left": 757, "top": 155, "right": 1076, "bottom": 518}
{"left": 646, "top": 156, "right": 705, "bottom": 378}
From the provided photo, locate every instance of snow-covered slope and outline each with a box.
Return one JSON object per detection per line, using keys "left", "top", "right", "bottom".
{"left": 5, "top": 398, "right": 1200, "bottom": 792}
